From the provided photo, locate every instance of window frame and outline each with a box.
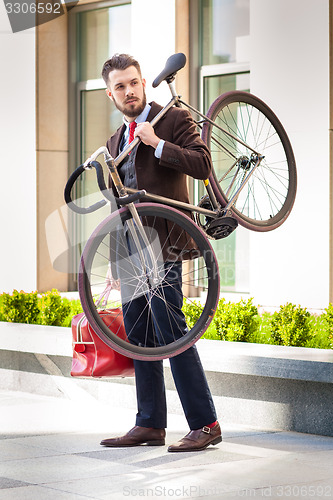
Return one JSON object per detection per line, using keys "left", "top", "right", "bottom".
{"left": 67, "top": 0, "right": 131, "bottom": 288}
{"left": 200, "top": 61, "right": 250, "bottom": 112}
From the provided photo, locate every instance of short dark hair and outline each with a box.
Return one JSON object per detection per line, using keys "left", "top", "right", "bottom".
{"left": 102, "top": 54, "right": 142, "bottom": 86}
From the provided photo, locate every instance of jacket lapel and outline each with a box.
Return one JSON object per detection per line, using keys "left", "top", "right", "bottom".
{"left": 109, "top": 123, "right": 126, "bottom": 157}
{"left": 147, "top": 101, "right": 163, "bottom": 124}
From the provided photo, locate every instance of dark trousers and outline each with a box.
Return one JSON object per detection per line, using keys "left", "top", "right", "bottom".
{"left": 121, "top": 261, "right": 217, "bottom": 430}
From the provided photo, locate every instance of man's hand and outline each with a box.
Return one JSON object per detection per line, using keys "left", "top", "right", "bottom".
{"left": 134, "top": 122, "right": 160, "bottom": 149}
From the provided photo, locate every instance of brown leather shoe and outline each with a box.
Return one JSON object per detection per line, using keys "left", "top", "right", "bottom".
{"left": 100, "top": 426, "right": 165, "bottom": 447}
{"left": 168, "top": 422, "right": 222, "bottom": 452}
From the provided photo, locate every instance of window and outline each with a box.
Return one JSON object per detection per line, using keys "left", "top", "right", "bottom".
{"left": 200, "top": 0, "right": 250, "bottom": 66}
{"left": 77, "top": 4, "right": 132, "bottom": 81}
{"left": 197, "top": 0, "right": 250, "bottom": 293}
{"left": 69, "top": 2, "right": 131, "bottom": 285}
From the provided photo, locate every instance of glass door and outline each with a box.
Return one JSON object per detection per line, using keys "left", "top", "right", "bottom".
{"left": 198, "top": 69, "right": 250, "bottom": 292}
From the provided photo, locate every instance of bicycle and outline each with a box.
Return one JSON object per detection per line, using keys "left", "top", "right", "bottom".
{"left": 65, "top": 52, "right": 297, "bottom": 361}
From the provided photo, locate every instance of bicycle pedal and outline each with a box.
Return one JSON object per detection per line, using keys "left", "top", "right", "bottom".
{"left": 206, "top": 216, "right": 238, "bottom": 239}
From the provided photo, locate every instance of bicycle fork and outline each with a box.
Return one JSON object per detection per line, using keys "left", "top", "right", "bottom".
{"left": 105, "top": 153, "right": 160, "bottom": 287}
{"left": 126, "top": 204, "right": 160, "bottom": 287}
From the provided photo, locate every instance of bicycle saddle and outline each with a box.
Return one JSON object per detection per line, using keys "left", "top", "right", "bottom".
{"left": 152, "top": 53, "right": 186, "bottom": 88}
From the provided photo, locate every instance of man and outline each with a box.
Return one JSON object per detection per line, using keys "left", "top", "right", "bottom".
{"left": 99, "top": 54, "right": 221, "bottom": 452}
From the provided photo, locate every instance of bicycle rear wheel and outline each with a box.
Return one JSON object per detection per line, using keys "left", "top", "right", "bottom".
{"left": 201, "top": 91, "right": 297, "bottom": 231}
{"left": 78, "top": 203, "right": 219, "bottom": 360}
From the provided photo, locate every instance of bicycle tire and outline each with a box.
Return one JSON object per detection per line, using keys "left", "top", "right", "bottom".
{"left": 78, "top": 203, "right": 220, "bottom": 360}
{"left": 201, "top": 91, "right": 297, "bottom": 231}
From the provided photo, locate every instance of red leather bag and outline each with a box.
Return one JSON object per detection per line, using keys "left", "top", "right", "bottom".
{"left": 71, "top": 308, "right": 134, "bottom": 378}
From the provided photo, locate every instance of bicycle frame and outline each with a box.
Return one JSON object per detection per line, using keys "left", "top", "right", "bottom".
{"left": 83, "top": 79, "right": 263, "bottom": 220}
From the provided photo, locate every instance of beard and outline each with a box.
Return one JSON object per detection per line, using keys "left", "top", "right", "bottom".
{"left": 113, "top": 89, "right": 147, "bottom": 118}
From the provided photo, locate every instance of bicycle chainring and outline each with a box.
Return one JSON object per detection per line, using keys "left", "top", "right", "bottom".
{"left": 195, "top": 195, "right": 215, "bottom": 231}
{"left": 205, "top": 216, "right": 238, "bottom": 239}
{"left": 195, "top": 195, "right": 238, "bottom": 239}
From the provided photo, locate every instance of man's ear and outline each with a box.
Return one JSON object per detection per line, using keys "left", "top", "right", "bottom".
{"left": 106, "top": 89, "right": 114, "bottom": 101}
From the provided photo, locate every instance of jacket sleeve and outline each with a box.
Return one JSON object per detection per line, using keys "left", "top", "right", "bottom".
{"left": 158, "top": 107, "right": 212, "bottom": 180}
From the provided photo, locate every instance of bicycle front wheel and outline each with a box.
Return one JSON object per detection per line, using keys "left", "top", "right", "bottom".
{"left": 78, "top": 203, "right": 219, "bottom": 360}
{"left": 201, "top": 91, "right": 297, "bottom": 231}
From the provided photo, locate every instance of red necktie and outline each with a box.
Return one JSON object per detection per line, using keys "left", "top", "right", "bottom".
{"left": 129, "top": 121, "right": 137, "bottom": 144}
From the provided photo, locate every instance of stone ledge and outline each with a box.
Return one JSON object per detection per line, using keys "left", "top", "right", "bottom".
{"left": 1, "top": 322, "right": 333, "bottom": 436}
{"left": 196, "top": 340, "right": 333, "bottom": 384}
{"left": 1, "top": 321, "right": 332, "bottom": 383}
{"left": 0, "top": 322, "right": 72, "bottom": 356}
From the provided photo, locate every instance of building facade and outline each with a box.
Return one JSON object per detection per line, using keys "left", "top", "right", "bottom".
{"left": 0, "top": 0, "right": 332, "bottom": 311}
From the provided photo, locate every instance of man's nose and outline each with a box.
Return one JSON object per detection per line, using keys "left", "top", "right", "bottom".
{"left": 125, "top": 86, "right": 134, "bottom": 96}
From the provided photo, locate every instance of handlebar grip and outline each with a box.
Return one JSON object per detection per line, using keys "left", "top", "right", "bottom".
{"left": 115, "top": 190, "right": 147, "bottom": 205}
{"left": 64, "top": 163, "right": 107, "bottom": 214}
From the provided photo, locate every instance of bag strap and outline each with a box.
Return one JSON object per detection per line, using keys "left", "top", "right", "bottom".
{"left": 75, "top": 315, "right": 94, "bottom": 345}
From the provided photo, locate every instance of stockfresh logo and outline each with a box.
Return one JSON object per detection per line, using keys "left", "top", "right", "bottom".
{"left": 4, "top": 0, "right": 79, "bottom": 33}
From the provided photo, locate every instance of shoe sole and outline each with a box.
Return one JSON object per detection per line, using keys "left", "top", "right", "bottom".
{"left": 100, "top": 440, "right": 165, "bottom": 447}
{"left": 168, "top": 435, "right": 222, "bottom": 452}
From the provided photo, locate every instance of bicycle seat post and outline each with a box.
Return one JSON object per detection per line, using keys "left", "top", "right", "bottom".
{"left": 167, "top": 80, "right": 181, "bottom": 107}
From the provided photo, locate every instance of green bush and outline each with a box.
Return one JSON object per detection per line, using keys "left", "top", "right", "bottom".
{"left": 182, "top": 299, "right": 204, "bottom": 330}
{"left": 0, "top": 289, "right": 83, "bottom": 327}
{"left": 270, "top": 302, "right": 312, "bottom": 347}
{"left": 320, "top": 303, "right": 333, "bottom": 348}
{"left": 1, "top": 288, "right": 333, "bottom": 350}
{"left": 190, "top": 297, "right": 259, "bottom": 342}
{"left": 211, "top": 298, "right": 259, "bottom": 342}
{"left": 61, "top": 298, "right": 83, "bottom": 327}
{"left": 248, "top": 311, "right": 274, "bottom": 345}
{"left": 184, "top": 298, "right": 333, "bottom": 349}
{"left": 1, "top": 290, "right": 40, "bottom": 324}
{"left": 39, "top": 289, "right": 71, "bottom": 326}
{"left": 0, "top": 294, "right": 5, "bottom": 322}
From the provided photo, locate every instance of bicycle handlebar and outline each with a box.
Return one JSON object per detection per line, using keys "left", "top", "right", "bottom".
{"left": 64, "top": 160, "right": 147, "bottom": 214}
{"left": 64, "top": 161, "right": 108, "bottom": 214}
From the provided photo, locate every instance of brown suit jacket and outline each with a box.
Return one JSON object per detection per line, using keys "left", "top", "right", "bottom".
{"left": 106, "top": 101, "right": 212, "bottom": 204}
{"left": 106, "top": 101, "right": 212, "bottom": 259}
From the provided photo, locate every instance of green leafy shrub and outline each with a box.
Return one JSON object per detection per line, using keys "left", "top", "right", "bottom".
{"left": 39, "top": 289, "right": 71, "bottom": 326}
{"left": 61, "top": 298, "right": 83, "bottom": 327}
{"left": 1, "top": 290, "right": 40, "bottom": 324}
{"left": 185, "top": 298, "right": 261, "bottom": 343}
{"left": 320, "top": 303, "right": 333, "bottom": 348}
{"left": 0, "top": 289, "right": 83, "bottom": 327}
{"left": 186, "top": 299, "right": 333, "bottom": 349}
{"left": 270, "top": 302, "right": 312, "bottom": 347}
{"left": 249, "top": 311, "right": 274, "bottom": 345}
{"left": 0, "top": 288, "right": 332, "bottom": 350}
{"left": 0, "top": 294, "right": 5, "bottom": 322}
{"left": 183, "top": 299, "right": 204, "bottom": 330}
{"left": 212, "top": 298, "right": 259, "bottom": 342}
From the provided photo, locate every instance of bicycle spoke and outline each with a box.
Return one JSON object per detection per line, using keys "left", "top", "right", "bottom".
{"left": 203, "top": 92, "right": 296, "bottom": 228}
{"left": 79, "top": 204, "right": 219, "bottom": 359}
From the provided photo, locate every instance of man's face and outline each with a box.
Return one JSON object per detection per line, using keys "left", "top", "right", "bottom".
{"left": 106, "top": 66, "right": 147, "bottom": 120}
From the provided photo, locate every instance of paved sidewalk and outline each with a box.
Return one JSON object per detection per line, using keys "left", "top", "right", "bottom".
{"left": 1, "top": 390, "right": 333, "bottom": 500}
